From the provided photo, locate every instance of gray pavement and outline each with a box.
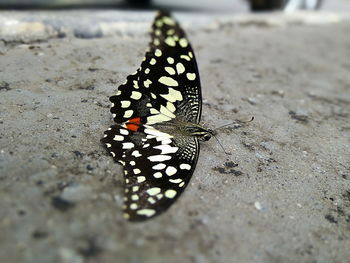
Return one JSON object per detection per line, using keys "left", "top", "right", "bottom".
{"left": 1, "top": 9, "right": 350, "bottom": 263}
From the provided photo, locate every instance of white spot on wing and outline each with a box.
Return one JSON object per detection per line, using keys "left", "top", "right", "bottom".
{"left": 144, "top": 128, "right": 173, "bottom": 138}
{"left": 137, "top": 176, "right": 146, "bottom": 183}
{"left": 161, "top": 138, "right": 172, "bottom": 145}
{"left": 169, "top": 179, "right": 183, "bottom": 184}
{"left": 180, "top": 163, "right": 191, "bottom": 170}
{"left": 160, "top": 105, "right": 176, "bottom": 118}
{"left": 160, "top": 88, "right": 183, "bottom": 102}
{"left": 150, "top": 108, "right": 160, "bottom": 114}
{"left": 186, "top": 73, "right": 196, "bottom": 81}
{"left": 120, "top": 129, "right": 129, "bottom": 135}
{"left": 163, "top": 16, "right": 175, "bottom": 25}
{"left": 131, "top": 91, "right": 142, "bottom": 100}
{"left": 121, "top": 100, "right": 131, "bottom": 108}
{"left": 166, "top": 102, "right": 176, "bottom": 112}
{"left": 123, "top": 110, "right": 133, "bottom": 118}
{"left": 155, "top": 49, "right": 162, "bottom": 57}
{"left": 130, "top": 203, "right": 138, "bottom": 210}
{"left": 179, "top": 38, "right": 188, "bottom": 48}
{"left": 148, "top": 197, "right": 156, "bottom": 204}
{"left": 159, "top": 76, "right": 178, "bottom": 87}
{"left": 133, "top": 80, "right": 139, "bottom": 89}
{"left": 165, "top": 189, "right": 177, "bottom": 199}
{"left": 147, "top": 187, "right": 161, "bottom": 196}
{"left": 153, "top": 172, "right": 162, "bottom": 178}
{"left": 180, "top": 55, "right": 191, "bottom": 61}
{"left": 132, "top": 150, "right": 142, "bottom": 157}
{"left": 167, "top": 57, "right": 174, "bottom": 64}
{"left": 113, "top": 135, "right": 124, "bottom": 141}
{"left": 155, "top": 19, "right": 163, "bottom": 27}
{"left": 150, "top": 58, "right": 156, "bottom": 65}
{"left": 137, "top": 209, "right": 156, "bottom": 217}
{"left": 165, "top": 67, "right": 176, "bottom": 75}
{"left": 152, "top": 163, "right": 166, "bottom": 170}
{"left": 167, "top": 29, "right": 175, "bottom": 35}
{"left": 165, "top": 166, "right": 177, "bottom": 176}
{"left": 148, "top": 155, "right": 172, "bottom": 162}
{"left": 122, "top": 142, "right": 134, "bottom": 149}
{"left": 165, "top": 37, "right": 176, "bottom": 47}
{"left": 153, "top": 144, "right": 178, "bottom": 155}
{"left": 176, "top": 62, "right": 185, "bottom": 74}
{"left": 147, "top": 114, "right": 172, "bottom": 124}
{"left": 133, "top": 168, "right": 141, "bottom": 174}
{"left": 144, "top": 79, "right": 152, "bottom": 88}
{"left": 153, "top": 38, "right": 160, "bottom": 46}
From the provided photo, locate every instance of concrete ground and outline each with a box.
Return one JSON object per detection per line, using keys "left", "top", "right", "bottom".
{"left": 0, "top": 8, "right": 350, "bottom": 263}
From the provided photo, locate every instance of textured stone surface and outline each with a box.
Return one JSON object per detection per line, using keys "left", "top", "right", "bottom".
{"left": 0, "top": 10, "right": 350, "bottom": 263}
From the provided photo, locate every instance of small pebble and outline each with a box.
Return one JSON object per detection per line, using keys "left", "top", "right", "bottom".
{"left": 271, "top": 90, "right": 285, "bottom": 97}
{"left": 247, "top": 97, "right": 257, "bottom": 105}
{"left": 254, "top": 201, "right": 262, "bottom": 210}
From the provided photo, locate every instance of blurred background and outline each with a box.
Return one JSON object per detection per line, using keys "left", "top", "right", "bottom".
{"left": 0, "top": 0, "right": 349, "bottom": 12}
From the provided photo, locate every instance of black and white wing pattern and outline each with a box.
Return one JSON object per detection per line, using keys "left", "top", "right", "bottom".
{"left": 101, "top": 10, "right": 203, "bottom": 221}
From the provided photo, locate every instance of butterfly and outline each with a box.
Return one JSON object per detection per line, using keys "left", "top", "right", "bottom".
{"left": 101, "top": 10, "right": 214, "bottom": 221}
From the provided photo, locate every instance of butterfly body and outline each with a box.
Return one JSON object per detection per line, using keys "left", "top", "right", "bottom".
{"left": 101, "top": 10, "right": 208, "bottom": 221}
{"left": 150, "top": 119, "right": 214, "bottom": 141}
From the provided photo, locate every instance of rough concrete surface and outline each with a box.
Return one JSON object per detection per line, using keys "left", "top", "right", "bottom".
{"left": 0, "top": 10, "right": 350, "bottom": 263}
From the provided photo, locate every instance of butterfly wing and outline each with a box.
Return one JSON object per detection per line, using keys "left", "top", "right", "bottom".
{"left": 109, "top": 10, "right": 202, "bottom": 125}
{"left": 140, "top": 10, "right": 202, "bottom": 124}
{"left": 101, "top": 10, "right": 202, "bottom": 221}
{"left": 109, "top": 68, "right": 152, "bottom": 123}
{"left": 102, "top": 125, "right": 199, "bottom": 221}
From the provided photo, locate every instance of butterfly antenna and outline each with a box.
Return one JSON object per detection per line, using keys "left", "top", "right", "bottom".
{"left": 214, "top": 116, "right": 254, "bottom": 131}
{"left": 212, "top": 134, "right": 231, "bottom": 155}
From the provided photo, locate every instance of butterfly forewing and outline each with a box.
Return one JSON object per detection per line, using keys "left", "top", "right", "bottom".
{"left": 101, "top": 10, "right": 202, "bottom": 221}
{"left": 139, "top": 10, "right": 202, "bottom": 124}
{"left": 109, "top": 69, "right": 152, "bottom": 123}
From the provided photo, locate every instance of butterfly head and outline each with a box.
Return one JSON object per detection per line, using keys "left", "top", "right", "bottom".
{"left": 195, "top": 127, "right": 216, "bottom": 142}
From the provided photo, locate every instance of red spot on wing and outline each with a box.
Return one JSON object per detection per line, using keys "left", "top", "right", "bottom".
{"left": 126, "top": 117, "right": 142, "bottom": 131}
{"left": 129, "top": 117, "right": 142, "bottom": 124}
{"left": 126, "top": 123, "right": 139, "bottom": 131}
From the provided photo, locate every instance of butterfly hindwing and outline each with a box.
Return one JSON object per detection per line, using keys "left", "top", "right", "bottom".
{"left": 102, "top": 124, "right": 199, "bottom": 221}
{"left": 122, "top": 126, "right": 199, "bottom": 221}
